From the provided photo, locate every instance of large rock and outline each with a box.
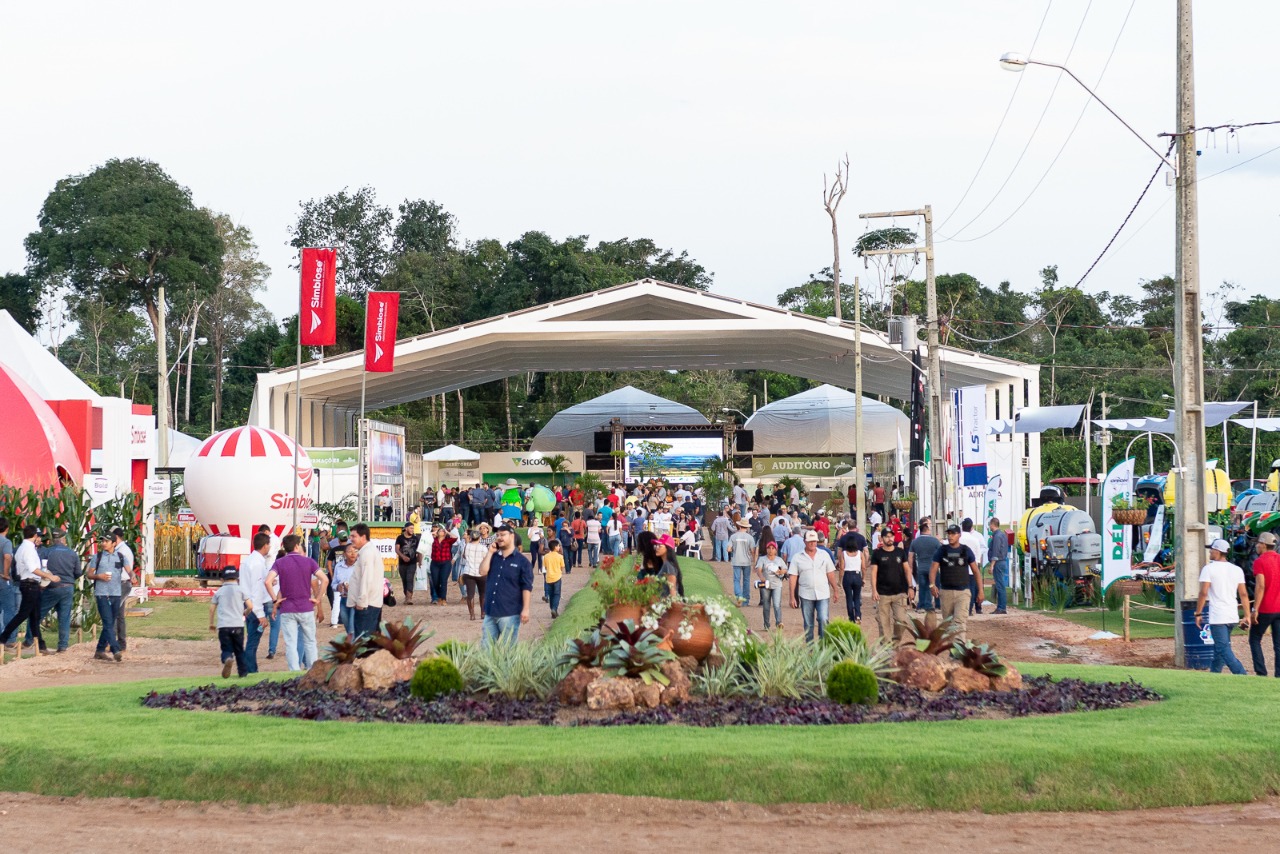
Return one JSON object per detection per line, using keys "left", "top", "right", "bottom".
{"left": 633, "top": 681, "right": 662, "bottom": 709}
{"left": 328, "top": 662, "right": 363, "bottom": 694}
{"left": 990, "top": 666, "right": 1023, "bottom": 693}
{"left": 392, "top": 657, "right": 418, "bottom": 684}
{"left": 902, "top": 656, "right": 947, "bottom": 692}
{"left": 702, "top": 650, "right": 726, "bottom": 669}
{"left": 659, "top": 660, "right": 691, "bottom": 706}
{"left": 357, "top": 649, "right": 399, "bottom": 692}
{"left": 299, "top": 660, "right": 330, "bottom": 689}
{"left": 948, "top": 666, "right": 991, "bottom": 693}
{"left": 892, "top": 647, "right": 931, "bottom": 681}
{"left": 677, "top": 655, "right": 700, "bottom": 674}
{"left": 555, "top": 666, "right": 603, "bottom": 706}
{"left": 586, "top": 677, "right": 636, "bottom": 711}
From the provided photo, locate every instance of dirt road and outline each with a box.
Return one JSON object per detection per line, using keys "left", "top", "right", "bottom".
{"left": 0, "top": 792, "right": 1275, "bottom": 853}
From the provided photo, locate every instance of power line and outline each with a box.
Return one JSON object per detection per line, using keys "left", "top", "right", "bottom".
{"left": 942, "top": 0, "right": 1137, "bottom": 244}
{"left": 939, "top": 0, "right": 1095, "bottom": 241}
{"left": 936, "top": 0, "right": 1055, "bottom": 232}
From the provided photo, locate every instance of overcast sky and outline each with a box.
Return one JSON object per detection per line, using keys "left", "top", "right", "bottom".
{"left": 4, "top": 0, "right": 1277, "bottom": 334}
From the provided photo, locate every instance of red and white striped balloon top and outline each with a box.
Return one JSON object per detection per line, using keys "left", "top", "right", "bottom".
{"left": 195, "top": 426, "right": 312, "bottom": 538}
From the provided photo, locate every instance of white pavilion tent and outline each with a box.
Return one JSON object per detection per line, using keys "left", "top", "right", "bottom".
{"left": 744, "top": 384, "right": 909, "bottom": 454}
{"left": 531, "top": 386, "right": 709, "bottom": 453}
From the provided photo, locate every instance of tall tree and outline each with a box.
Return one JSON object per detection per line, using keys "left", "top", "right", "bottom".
{"left": 391, "top": 199, "right": 458, "bottom": 257}
{"left": 24, "top": 158, "right": 223, "bottom": 423}
{"left": 205, "top": 213, "right": 272, "bottom": 428}
{"left": 288, "top": 186, "right": 393, "bottom": 296}
{"left": 0, "top": 273, "right": 40, "bottom": 332}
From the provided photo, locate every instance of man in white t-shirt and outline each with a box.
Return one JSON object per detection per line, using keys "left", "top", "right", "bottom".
{"left": 651, "top": 507, "right": 672, "bottom": 539}
{"left": 584, "top": 515, "right": 602, "bottom": 568}
{"left": 1194, "top": 538, "right": 1251, "bottom": 675}
{"left": 959, "top": 518, "right": 986, "bottom": 615}
{"left": 787, "top": 530, "right": 839, "bottom": 642}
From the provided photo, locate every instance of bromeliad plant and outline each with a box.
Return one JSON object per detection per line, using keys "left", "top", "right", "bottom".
{"left": 951, "top": 640, "right": 1008, "bottom": 678}
{"left": 366, "top": 617, "right": 433, "bottom": 660}
{"left": 557, "top": 627, "right": 611, "bottom": 669}
{"left": 322, "top": 632, "right": 370, "bottom": 664}
{"left": 900, "top": 615, "right": 961, "bottom": 655}
{"left": 601, "top": 619, "right": 675, "bottom": 686}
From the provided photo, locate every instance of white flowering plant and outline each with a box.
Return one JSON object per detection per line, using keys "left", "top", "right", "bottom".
{"left": 646, "top": 593, "right": 748, "bottom": 652}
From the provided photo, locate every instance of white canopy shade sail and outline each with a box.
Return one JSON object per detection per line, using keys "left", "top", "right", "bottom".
{"left": 531, "top": 385, "right": 709, "bottom": 453}
{"left": 986, "top": 405, "right": 1084, "bottom": 435}
{"left": 1095, "top": 401, "right": 1251, "bottom": 434}
{"left": 745, "top": 384, "right": 909, "bottom": 454}
{"left": 1232, "top": 418, "right": 1280, "bottom": 432}
{"left": 422, "top": 443, "right": 480, "bottom": 461}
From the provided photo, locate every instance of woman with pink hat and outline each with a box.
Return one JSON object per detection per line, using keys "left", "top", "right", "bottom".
{"left": 638, "top": 532, "right": 684, "bottom": 598}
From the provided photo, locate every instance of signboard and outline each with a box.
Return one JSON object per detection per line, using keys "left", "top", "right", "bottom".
{"left": 307, "top": 448, "right": 358, "bottom": 469}
{"left": 479, "top": 451, "right": 585, "bottom": 476}
{"left": 146, "top": 587, "right": 215, "bottom": 598}
{"left": 129, "top": 414, "right": 155, "bottom": 460}
{"left": 1101, "top": 458, "right": 1136, "bottom": 591}
{"left": 177, "top": 506, "right": 197, "bottom": 524}
{"left": 84, "top": 474, "right": 114, "bottom": 507}
{"left": 299, "top": 247, "right": 338, "bottom": 346}
{"left": 955, "top": 385, "right": 988, "bottom": 486}
{"left": 751, "top": 455, "right": 858, "bottom": 478}
{"left": 143, "top": 478, "right": 171, "bottom": 511}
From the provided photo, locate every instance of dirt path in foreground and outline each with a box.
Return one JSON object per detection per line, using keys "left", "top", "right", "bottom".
{"left": 0, "top": 792, "right": 1275, "bottom": 853}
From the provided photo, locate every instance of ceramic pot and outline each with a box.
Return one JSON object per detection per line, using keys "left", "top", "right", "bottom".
{"left": 657, "top": 603, "right": 714, "bottom": 660}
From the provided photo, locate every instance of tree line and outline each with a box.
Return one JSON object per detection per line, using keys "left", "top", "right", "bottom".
{"left": 5, "top": 157, "right": 1278, "bottom": 483}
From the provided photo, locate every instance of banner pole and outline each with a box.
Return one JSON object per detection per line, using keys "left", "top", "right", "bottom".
{"left": 293, "top": 316, "right": 302, "bottom": 533}
{"left": 359, "top": 368, "right": 367, "bottom": 522}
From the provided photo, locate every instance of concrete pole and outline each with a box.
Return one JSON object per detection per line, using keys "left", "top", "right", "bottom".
{"left": 156, "top": 284, "right": 170, "bottom": 468}
{"left": 1173, "top": 0, "right": 1206, "bottom": 667}
{"left": 924, "top": 206, "right": 946, "bottom": 525}
{"left": 853, "top": 276, "right": 865, "bottom": 535}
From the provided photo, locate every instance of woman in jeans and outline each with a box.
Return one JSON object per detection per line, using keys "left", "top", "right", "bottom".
{"left": 459, "top": 529, "right": 488, "bottom": 620}
{"left": 755, "top": 541, "right": 787, "bottom": 630}
{"left": 838, "top": 537, "right": 867, "bottom": 622}
{"left": 427, "top": 524, "right": 456, "bottom": 605}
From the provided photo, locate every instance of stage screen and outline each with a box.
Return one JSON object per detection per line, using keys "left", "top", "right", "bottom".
{"left": 623, "top": 436, "right": 722, "bottom": 484}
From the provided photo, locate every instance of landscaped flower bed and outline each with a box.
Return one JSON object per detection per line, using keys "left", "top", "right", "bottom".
{"left": 141, "top": 674, "right": 1159, "bottom": 726}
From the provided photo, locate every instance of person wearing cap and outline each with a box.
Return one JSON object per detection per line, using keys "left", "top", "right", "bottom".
{"left": 28, "top": 528, "right": 80, "bottom": 654}
{"left": 755, "top": 541, "right": 788, "bottom": 630}
{"left": 907, "top": 519, "right": 940, "bottom": 613}
{"left": 1195, "top": 538, "right": 1251, "bottom": 675}
{"left": 1248, "top": 531, "right": 1280, "bottom": 676}
{"left": 928, "top": 524, "right": 983, "bottom": 642}
{"left": 788, "top": 529, "right": 839, "bottom": 642}
{"left": 210, "top": 567, "right": 252, "bottom": 678}
{"left": 728, "top": 517, "right": 757, "bottom": 606}
{"left": 0, "top": 527, "right": 59, "bottom": 656}
{"left": 478, "top": 524, "right": 533, "bottom": 647}
{"left": 87, "top": 530, "right": 126, "bottom": 661}
{"left": 109, "top": 527, "right": 136, "bottom": 652}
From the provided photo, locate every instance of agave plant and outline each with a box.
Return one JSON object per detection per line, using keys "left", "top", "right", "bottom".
{"left": 557, "top": 628, "right": 612, "bottom": 669}
{"left": 601, "top": 619, "right": 673, "bottom": 685}
{"left": 322, "top": 632, "right": 371, "bottom": 664}
{"left": 899, "top": 615, "right": 961, "bottom": 655}
{"left": 951, "top": 640, "right": 1008, "bottom": 678}
{"left": 365, "top": 617, "right": 434, "bottom": 660}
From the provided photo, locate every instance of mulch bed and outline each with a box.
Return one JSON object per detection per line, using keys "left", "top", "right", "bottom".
{"left": 142, "top": 676, "right": 1160, "bottom": 726}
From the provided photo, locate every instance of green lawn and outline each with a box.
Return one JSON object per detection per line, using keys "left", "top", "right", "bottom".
{"left": 0, "top": 663, "right": 1276, "bottom": 811}
{"left": 1033, "top": 607, "right": 1177, "bottom": 639}
{"left": 127, "top": 599, "right": 214, "bottom": 641}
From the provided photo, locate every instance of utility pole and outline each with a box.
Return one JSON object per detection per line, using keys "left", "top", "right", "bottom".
{"left": 853, "top": 275, "right": 865, "bottom": 536}
{"left": 157, "top": 284, "right": 170, "bottom": 468}
{"left": 1172, "top": 0, "right": 1206, "bottom": 667}
{"left": 1100, "top": 392, "right": 1109, "bottom": 478}
{"left": 858, "top": 206, "right": 945, "bottom": 525}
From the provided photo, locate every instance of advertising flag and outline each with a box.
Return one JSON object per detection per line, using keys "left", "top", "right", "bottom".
{"left": 299, "top": 248, "right": 338, "bottom": 346}
{"left": 909, "top": 351, "right": 925, "bottom": 465}
{"left": 983, "top": 474, "right": 1002, "bottom": 529}
{"left": 955, "top": 385, "right": 988, "bottom": 486}
{"left": 364, "top": 291, "right": 400, "bottom": 372}
{"left": 1144, "top": 503, "right": 1165, "bottom": 564}
{"left": 1101, "top": 457, "right": 1136, "bottom": 591}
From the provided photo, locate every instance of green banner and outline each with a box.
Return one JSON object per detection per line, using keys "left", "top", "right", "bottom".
{"left": 307, "top": 449, "right": 358, "bottom": 469}
{"left": 751, "top": 456, "right": 858, "bottom": 477}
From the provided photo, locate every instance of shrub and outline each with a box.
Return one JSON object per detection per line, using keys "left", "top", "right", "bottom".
{"left": 435, "top": 639, "right": 470, "bottom": 658}
{"left": 692, "top": 660, "right": 748, "bottom": 698}
{"left": 736, "top": 637, "right": 764, "bottom": 673}
{"left": 410, "top": 657, "right": 464, "bottom": 701}
{"left": 745, "top": 634, "right": 834, "bottom": 700}
{"left": 822, "top": 620, "right": 863, "bottom": 648}
{"left": 472, "top": 639, "right": 565, "bottom": 699}
{"left": 826, "top": 661, "right": 879, "bottom": 705}
{"left": 824, "top": 634, "right": 898, "bottom": 682}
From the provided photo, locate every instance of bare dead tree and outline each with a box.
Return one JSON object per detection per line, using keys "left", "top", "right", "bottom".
{"left": 823, "top": 154, "right": 851, "bottom": 319}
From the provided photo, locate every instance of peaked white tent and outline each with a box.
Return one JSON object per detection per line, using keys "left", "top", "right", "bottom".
{"left": 745, "top": 384, "right": 910, "bottom": 454}
{"left": 532, "top": 385, "right": 709, "bottom": 452}
{"left": 423, "top": 443, "right": 480, "bottom": 461}
{"left": 0, "top": 310, "right": 100, "bottom": 401}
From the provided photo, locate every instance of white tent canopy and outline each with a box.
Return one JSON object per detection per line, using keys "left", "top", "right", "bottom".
{"left": 1096, "top": 401, "right": 1250, "bottom": 434}
{"left": 422, "top": 443, "right": 480, "bottom": 461}
{"left": 1232, "top": 417, "right": 1280, "bottom": 432}
{"left": 163, "top": 429, "right": 204, "bottom": 470}
{"left": 531, "top": 386, "right": 710, "bottom": 453}
{"left": 744, "top": 384, "right": 909, "bottom": 454}
{"left": 0, "top": 310, "right": 101, "bottom": 401}
{"left": 987, "top": 405, "right": 1084, "bottom": 435}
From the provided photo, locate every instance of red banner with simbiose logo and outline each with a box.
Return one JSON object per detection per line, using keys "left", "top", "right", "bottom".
{"left": 364, "top": 291, "right": 400, "bottom": 372}
{"left": 299, "top": 247, "right": 337, "bottom": 346}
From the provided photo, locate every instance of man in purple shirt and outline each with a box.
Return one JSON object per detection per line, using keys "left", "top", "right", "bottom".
{"left": 266, "top": 533, "right": 328, "bottom": 671}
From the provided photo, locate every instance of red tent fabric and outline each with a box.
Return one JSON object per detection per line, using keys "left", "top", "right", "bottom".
{"left": 0, "top": 364, "right": 86, "bottom": 489}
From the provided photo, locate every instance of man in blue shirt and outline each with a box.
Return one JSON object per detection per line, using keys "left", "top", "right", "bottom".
{"left": 479, "top": 525, "right": 533, "bottom": 647}
{"left": 33, "top": 528, "right": 80, "bottom": 653}
{"left": 986, "top": 517, "right": 1011, "bottom": 614}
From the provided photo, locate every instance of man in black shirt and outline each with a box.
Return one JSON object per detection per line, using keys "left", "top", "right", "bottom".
{"left": 394, "top": 524, "right": 421, "bottom": 605}
{"left": 836, "top": 519, "right": 868, "bottom": 554}
{"left": 869, "top": 528, "right": 913, "bottom": 644}
{"left": 929, "top": 524, "right": 983, "bottom": 641}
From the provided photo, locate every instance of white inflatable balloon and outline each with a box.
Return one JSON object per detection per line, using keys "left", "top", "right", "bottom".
{"left": 185, "top": 425, "right": 314, "bottom": 538}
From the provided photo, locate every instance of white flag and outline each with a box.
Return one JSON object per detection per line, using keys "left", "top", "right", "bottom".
{"left": 1101, "top": 457, "right": 1135, "bottom": 591}
{"left": 1144, "top": 504, "right": 1165, "bottom": 564}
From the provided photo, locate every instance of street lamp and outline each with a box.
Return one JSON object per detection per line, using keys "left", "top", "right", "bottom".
{"left": 1000, "top": 6, "right": 1205, "bottom": 669}
{"left": 720, "top": 407, "right": 749, "bottom": 421}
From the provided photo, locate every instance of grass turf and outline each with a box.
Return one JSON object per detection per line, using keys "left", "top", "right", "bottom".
{"left": 1033, "top": 607, "right": 1176, "bottom": 639}
{"left": 0, "top": 662, "right": 1276, "bottom": 811}
{"left": 126, "top": 599, "right": 215, "bottom": 641}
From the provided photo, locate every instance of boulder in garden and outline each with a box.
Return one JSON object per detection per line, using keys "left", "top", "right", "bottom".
{"left": 990, "top": 666, "right": 1023, "bottom": 693}
{"left": 948, "top": 666, "right": 991, "bottom": 694}
{"left": 392, "top": 657, "right": 418, "bottom": 684}
{"left": 633, "top": 681, "right": 662, "bottom": 709}
{"left": 586, "top": 676, "right": 636, "bottom": 711}
{"left": 903, "top": 656, "right": 947, "bottom": 692}
{"left": 328, "top": 662, "right": 363, "bottom": 694}
{"left": 357, "top": 649, "right": 399, "bottom": 692}
{"left": 299, "top": 660, "right": 330, "bottom": 689}
{"left": 555, "top": 666, "right": 603, "bottom": 706}
{"left": 659, "top": 661, "right": 691, "bottom": 706}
